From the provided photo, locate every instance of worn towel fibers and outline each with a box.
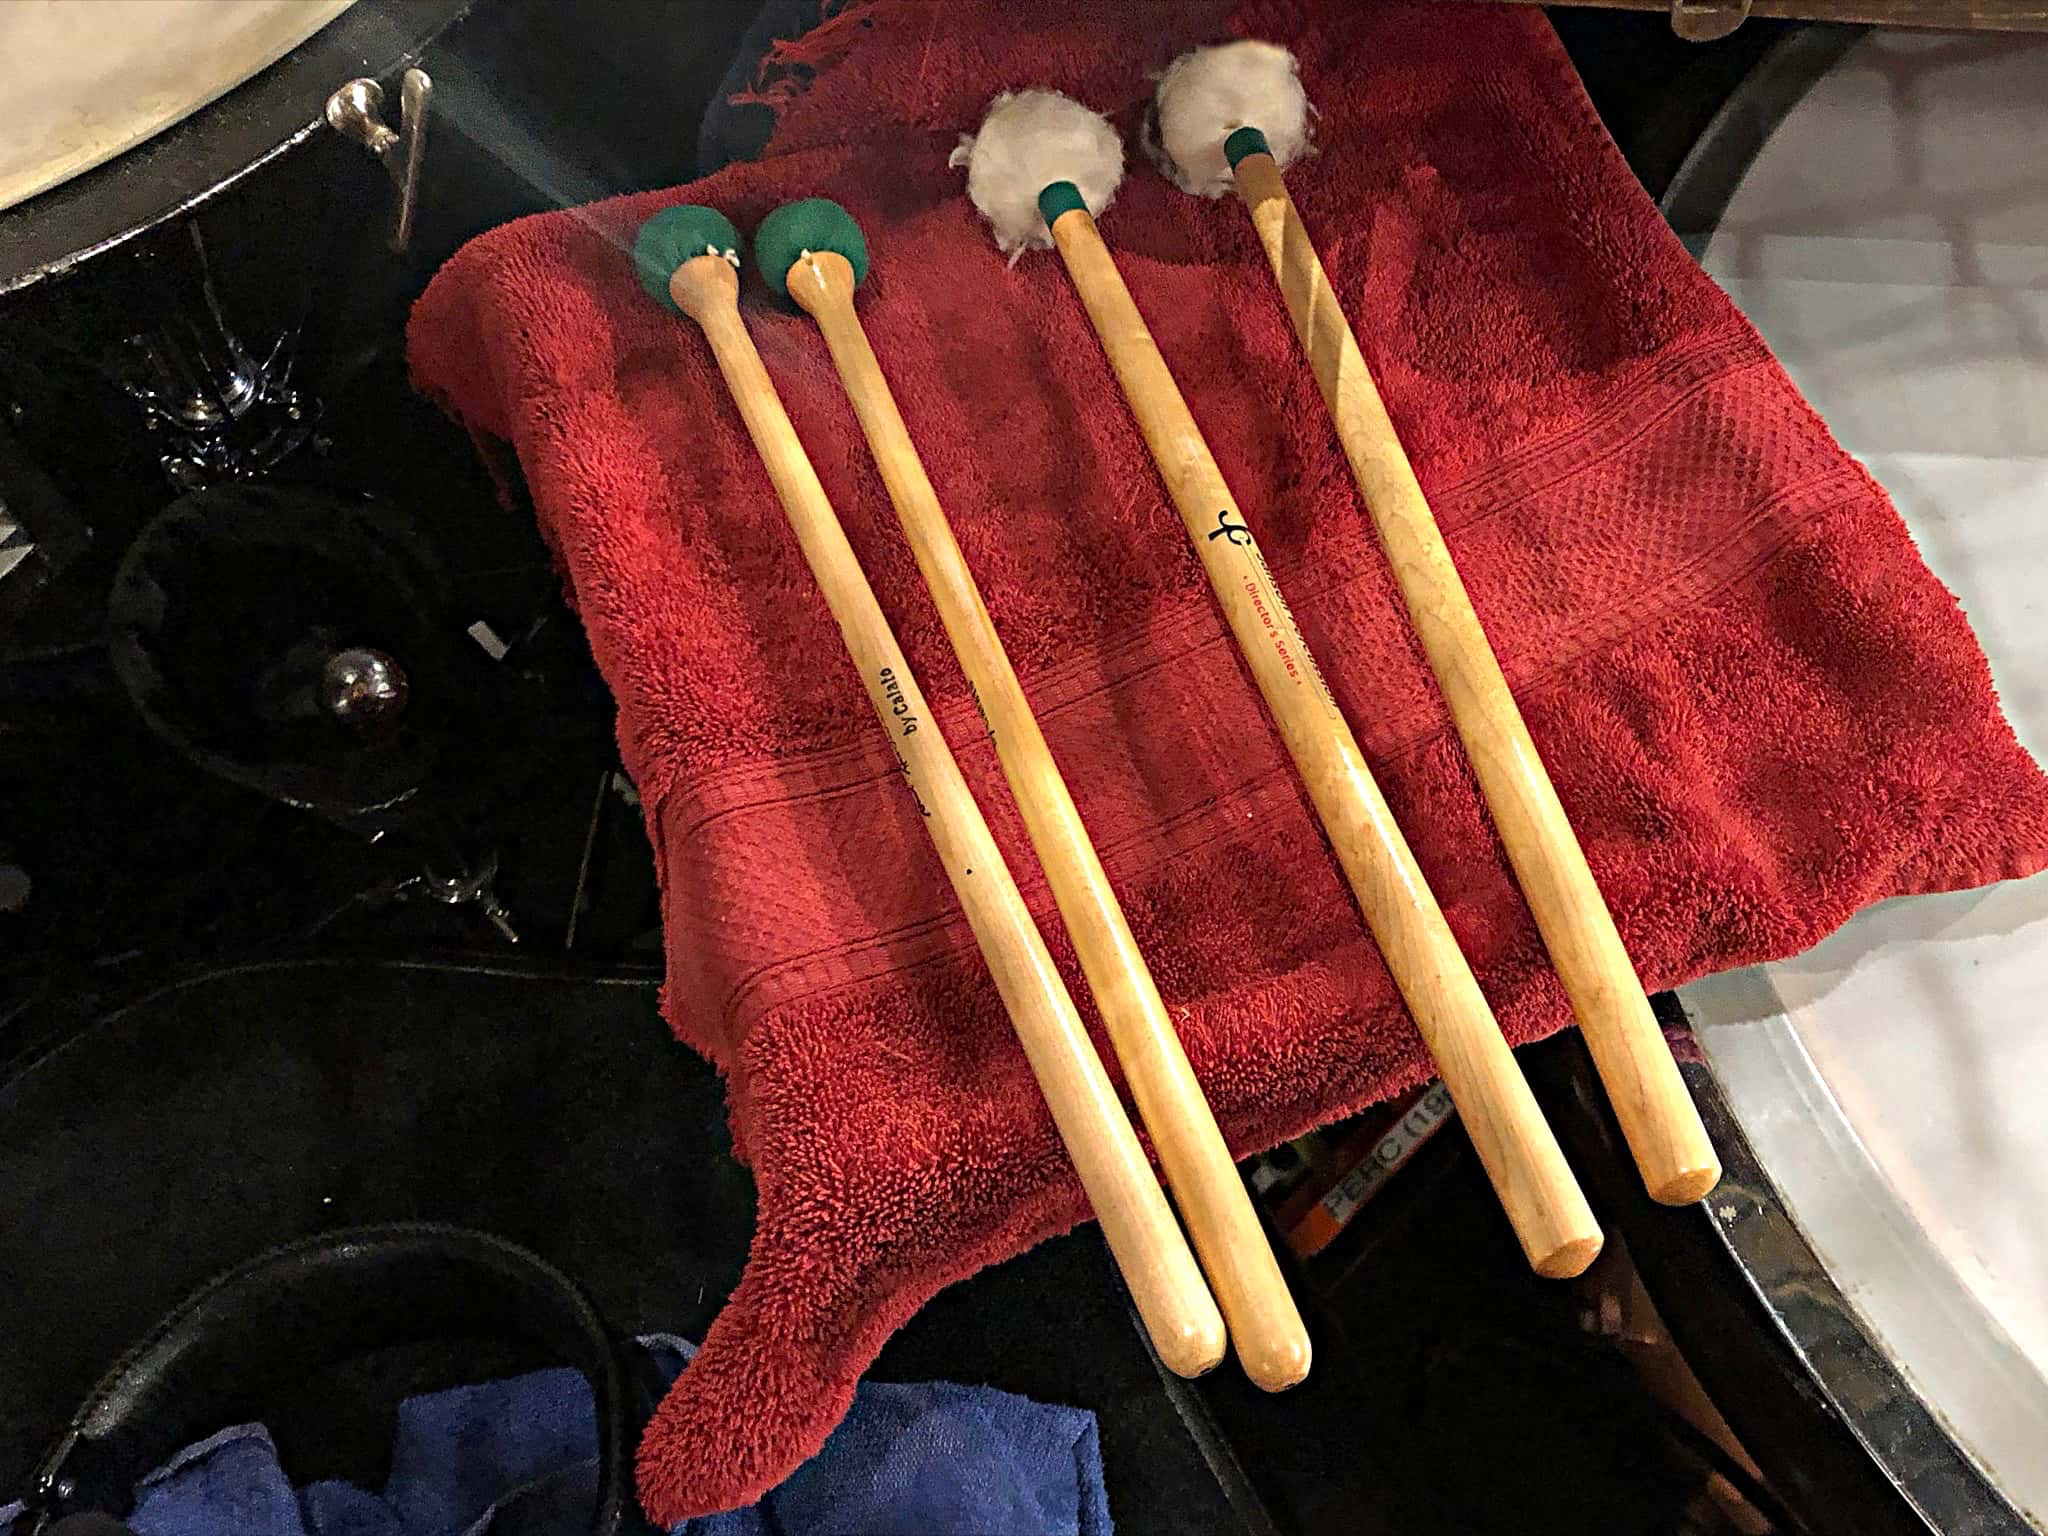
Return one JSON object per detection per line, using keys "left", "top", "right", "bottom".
{"left": 407, "top": 0, "right": 2048, "bottom": 1520}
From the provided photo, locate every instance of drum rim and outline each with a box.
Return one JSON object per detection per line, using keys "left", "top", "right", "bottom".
{"left": 1657, "top": 22, "right": 1864, "bottom": 243}
{"left": 1688, "top": 999, "right": 2040, "bottom": 1535}
{"left": 1660, "top": 27, "right": 2043, "bottom": 1535}
{"left": 0, "top": 0, "right": 477, "bottom": 297}
{"left": 1532, "top": 1028, "right": 2033, "bottom": 1536}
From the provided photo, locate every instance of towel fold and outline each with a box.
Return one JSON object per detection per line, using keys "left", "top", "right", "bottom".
{"left": 406, "top": 0, "right": 2048, "bottom": 1520}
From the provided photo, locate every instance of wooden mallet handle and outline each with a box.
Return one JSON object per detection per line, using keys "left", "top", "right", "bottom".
{"left": 1229, "top": 146, "right": 1719, "bottom": 1205}
{"left": 1042, "top": 201, "right": 1601, "bottom": 1278}
{"left": 784, "top": 249, "right": 1310, "bottom": 1391}
{"left": 665, "top": 254, "right": 1227, "bottom": 1375}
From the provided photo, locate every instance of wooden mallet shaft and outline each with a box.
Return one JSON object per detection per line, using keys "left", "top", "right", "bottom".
{"left": 664, "top": 253, "right": 1227, "bottom": 1376}
{"left": 1227, "top": 142, "right": 1719, "bottom": 1205}
{"left": 783, "top": 248, "right": 1311, "bottom": 1391}
{"left": 1042, "top": 195, "right": 1601, "bottom": 1279}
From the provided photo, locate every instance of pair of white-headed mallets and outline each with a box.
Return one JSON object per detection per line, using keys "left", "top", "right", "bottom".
{"left": 953, "top": 42, "right": 1720, "bottom": 1279}
{"left": 634, "top": 200, "right": 1307, "bottom": 1389}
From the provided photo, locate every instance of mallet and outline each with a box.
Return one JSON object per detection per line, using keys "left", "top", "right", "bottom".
{"left": 1152, "top": 41, "right": 1719, "bottom": 1205}
{"left": 756, "top": 197, "right": 1310, "bottom": 1390}
{"left": 632, "top": 205, "right": 1226, "bottom": 1376}
{"left": 954, "top": 92, "right": 1601, "bottom": 1278}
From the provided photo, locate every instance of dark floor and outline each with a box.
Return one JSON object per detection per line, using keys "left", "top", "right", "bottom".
{"left": 0, "top": 963, "right": 1710, "bottom": 1534}
{"left": 1, "top": 5, "right": 1811, "bottom": 1532}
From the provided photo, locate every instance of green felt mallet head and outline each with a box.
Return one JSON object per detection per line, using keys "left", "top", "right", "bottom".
{"left": 632, "top": 205, "right": 742, "bottom": 313}
{"left": 754, "top": 198, "right": 870, "bottom": 303}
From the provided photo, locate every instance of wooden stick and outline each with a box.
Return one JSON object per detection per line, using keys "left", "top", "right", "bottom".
{"left": 1043, "top": 205, "right": 1602, "bottom": 1278}
{"left": 1230, "top": 149, "right": 1720, "bottom": 1206}
{"left": 783, "top": 249, "right": 1311, "bottom": 1391}
{"left": 664, "top": 254, "right": 1228, "bottom": 1375}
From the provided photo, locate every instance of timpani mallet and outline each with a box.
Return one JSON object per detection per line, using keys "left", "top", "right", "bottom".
{"left": 755, "top": 197, "right": 1310, "bottom": 1390}
{"left": 1151, "top": 41, "right": 1719, "bottom": 1204}
{"left": 631, "top": 205, "right": 1226, "bottom": 1376}
{"left": 952, "top": 94, "right": 1602, "bottom": 1278}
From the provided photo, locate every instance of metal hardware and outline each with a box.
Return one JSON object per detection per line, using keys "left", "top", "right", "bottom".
{"left": 325, "top": 67, "right": 433, "bottom": 251}
{"left": 325, "top": 79, "right": 399, "bottom": 157}
{"left": 405, "top": 851, "right": 521, "bottom": 944}
{"left": 0, "top": 503, "right": 33, "bottom": 586}
{"left": 320, "top": 647, "right": 409, "bottom": 726}
{"left": 1671, "top": 0, "right": 1752, "bottom": 40}
{"left": 118, "top": 224, "right": 314, "bottom": 489}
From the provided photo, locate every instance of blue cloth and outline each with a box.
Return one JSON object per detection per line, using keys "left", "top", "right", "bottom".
{"left": 2, "top": 1340, "right": 1112, "bottom": 1536}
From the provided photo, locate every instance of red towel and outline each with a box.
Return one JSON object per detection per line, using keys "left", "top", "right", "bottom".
{"left": 408, "top": 0, "right": 2048, "bottom": 1520}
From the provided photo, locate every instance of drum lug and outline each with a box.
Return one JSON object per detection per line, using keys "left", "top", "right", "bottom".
{"left": 325, "top": 68, "right": 434, "bottom": 253}
{"left": 1669, "top": 0, "right": 1750, "bottom": 40}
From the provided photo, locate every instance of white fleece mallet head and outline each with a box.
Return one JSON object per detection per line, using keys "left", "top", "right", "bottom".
{"left": 950, "top": 89, "right": 1124, "bottom": 258}
{"left": 1151, "top": 40, "right": 1311, "bottom": 198}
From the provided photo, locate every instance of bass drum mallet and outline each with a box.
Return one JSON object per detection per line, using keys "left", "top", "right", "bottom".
{"left": 1151, "top": 41, "right": 1718, "bottom": 1205}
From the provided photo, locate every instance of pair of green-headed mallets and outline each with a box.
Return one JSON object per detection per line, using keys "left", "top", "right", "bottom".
{"left": 634, "top": 200, "right": 1309, "bottom": 1391}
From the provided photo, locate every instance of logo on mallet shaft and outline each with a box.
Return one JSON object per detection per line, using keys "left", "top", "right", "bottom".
{"left": 1208, "top": 509, "right": 1252, "bottom": 547}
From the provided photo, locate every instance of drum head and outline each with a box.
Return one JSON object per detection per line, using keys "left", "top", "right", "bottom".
{"left": 1674, "top": 30, "right": 2048, "bottom": 1527}
{"left": 0, "top": 1, "right": 358, "bottom": 216}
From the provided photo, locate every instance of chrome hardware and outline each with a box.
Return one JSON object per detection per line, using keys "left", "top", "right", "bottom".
{"left": 407, "top": 851, "right": 521, "bottom": 945}
{"left": 1670, "top": 0, "right": 1750, "bottom": 41}
{"left": 326, "top": 68, "right": 434, "bottom": 252}
{"left": 320, "top": 648, "right": 410, "bottom": 727}
{"left": 120, "top": 225, "right": 314, "bottom": 488}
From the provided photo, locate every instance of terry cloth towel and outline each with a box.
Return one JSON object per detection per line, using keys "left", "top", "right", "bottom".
{"left": 0, "top": 1340, "right": 1111, "bottom": 1536}
{"left": 406, "top": 0, "right": 2048, "bottom": 1520}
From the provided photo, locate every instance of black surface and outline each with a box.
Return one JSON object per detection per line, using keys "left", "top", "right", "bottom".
{"left": 0, "top": 963, "right": 738, "bottom": 1492}
{"left": 1198, "top": 1095, "right": 1705, "bottom": 1536}
{"left": 0, "top": 960, "right": 1243, "bottom": 1533}
{"left": 1, "top": 958, "right": 1737, "bottom": 1535}
{"left": 25, "top": 1224, "right": 658, "bottom": 1536}
{"left": 106, "top": 485, "right": 455, "bottom": 819}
